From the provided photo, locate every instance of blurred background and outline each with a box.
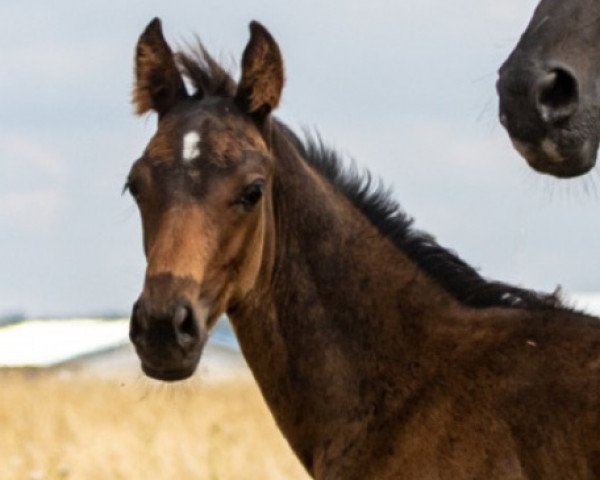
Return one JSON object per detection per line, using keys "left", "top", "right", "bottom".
{"left": 1, "top": 1, "right": 599, "bottom": 478}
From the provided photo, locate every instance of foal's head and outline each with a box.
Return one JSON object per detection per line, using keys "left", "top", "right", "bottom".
{"left": 127, "top": 19, "right": 284, "bottom": 381}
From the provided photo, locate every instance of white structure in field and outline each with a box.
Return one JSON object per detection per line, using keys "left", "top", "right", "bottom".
{"left": 0, "top": 318, "right": 129, "bottom": 367}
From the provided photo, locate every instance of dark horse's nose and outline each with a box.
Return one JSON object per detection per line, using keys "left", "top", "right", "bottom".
{"left": 129, "top": 298, "right": 206, "bottom": 381}
{"left": 497, "top": 63, "right": 579, "bottom": 135}
{"left": 130, "top": 300, "right": 200, "bottom": 350}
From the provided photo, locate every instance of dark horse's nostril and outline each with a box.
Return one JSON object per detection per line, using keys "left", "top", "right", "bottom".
{"left": 172, "top": 304, "right": 199, "bottom": 350}
{"left": 536, "top": 68, "right": 579, "bottom": 124}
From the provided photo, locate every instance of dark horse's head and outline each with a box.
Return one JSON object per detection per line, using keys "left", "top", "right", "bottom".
{"left": 497, "top": 0, "right": 600, "bottom": 178}
{"left": 127, "top": 19, "right": 283, "bottom": 381}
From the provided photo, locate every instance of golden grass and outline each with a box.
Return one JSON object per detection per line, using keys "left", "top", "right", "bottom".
{"left": 0, "top": 370, "right": 309, "bottom": 480}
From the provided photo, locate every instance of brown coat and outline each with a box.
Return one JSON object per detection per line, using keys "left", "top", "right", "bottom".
{"left": 127, "top": 18, "right": 600, "bottom": 479}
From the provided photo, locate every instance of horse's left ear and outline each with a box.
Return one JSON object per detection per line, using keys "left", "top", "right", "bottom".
{"left": 235, "top": 21, "right": 285, "bottom": 121}
{"left": 133, "top": 18, "right": 188, "bottom": 117}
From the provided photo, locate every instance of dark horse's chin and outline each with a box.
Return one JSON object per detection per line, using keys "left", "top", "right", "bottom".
{"left": 511, "top": 137, "right": 597, "bottom": 178}
{"left": 529, "top": 153, "right": 596, "bottom": 178}
{"left": 526, "top": 153, "right": 596, "bottom": 178}
{"left": 141, "top": 362, "right": 199, "bottom": 382}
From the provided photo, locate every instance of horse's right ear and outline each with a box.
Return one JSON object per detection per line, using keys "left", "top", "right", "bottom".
{"left": 235, "top": 21, "right": 285, "bottom": 122}
{"left": 132, "top": 18, "right": 188, "bottom": 117}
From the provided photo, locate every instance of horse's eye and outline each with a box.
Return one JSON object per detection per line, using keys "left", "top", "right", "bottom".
{"left": 238, "top": 180, "right": 265, "bottom": 209}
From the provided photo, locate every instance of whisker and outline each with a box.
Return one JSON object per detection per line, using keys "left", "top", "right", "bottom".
{"left": 589, "top": 168, "right": 600, "bottom": 201}
{"left": 582, "top": 175, "right": 591, "bottom": 199}
{"left": 114, "top": 204, "right": 137, "bottom": 224}
{"left": 476, "top": 96, "right": 493, "bottom": 125}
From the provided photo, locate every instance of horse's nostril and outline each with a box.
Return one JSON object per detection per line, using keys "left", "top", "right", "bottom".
{"left": 536, "top": 68, "right": 579, "bottom": 124}
{"left": 172, "top": 304, "right": 199, "bottom": 350}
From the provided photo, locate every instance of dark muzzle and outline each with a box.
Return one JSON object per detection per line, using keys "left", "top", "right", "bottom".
{"left": 130, "top": 297, "right": 207, "bottom": 381}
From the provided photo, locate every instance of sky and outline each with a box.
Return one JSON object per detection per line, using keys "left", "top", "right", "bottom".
{"left": 2, "top": 0, "right": 600, "bottom": 317}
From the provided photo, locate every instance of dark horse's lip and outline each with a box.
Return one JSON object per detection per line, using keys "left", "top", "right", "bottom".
{"left": 141, "top": 363, "right": 198, "bottom": 382}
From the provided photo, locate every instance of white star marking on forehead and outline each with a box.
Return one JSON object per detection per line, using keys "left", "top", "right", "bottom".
{"left": 182, "top": 131, "right": 201, "bottom": 163}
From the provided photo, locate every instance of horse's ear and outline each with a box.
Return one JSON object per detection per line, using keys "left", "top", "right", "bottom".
{"left": 133, "top": 18, "right": 188, "bottom": 117}
{"left": 235, "top": 21, "right": 284, "bottom": 121}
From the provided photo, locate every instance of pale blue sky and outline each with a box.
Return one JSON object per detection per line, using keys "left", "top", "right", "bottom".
{"left": 2, "top": 0, "right": 599, "bottom": 316}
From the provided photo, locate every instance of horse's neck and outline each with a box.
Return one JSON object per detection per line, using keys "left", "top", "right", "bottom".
{"left": 228, "top": 144, "right": 461, "bottom": 472}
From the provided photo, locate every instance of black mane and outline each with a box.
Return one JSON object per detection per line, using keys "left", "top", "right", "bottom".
{"left": 296, "top": 137, "right": 562, "bottom": 310}
{"left": 178, "top": 45, "right": 563, "bottom": 311}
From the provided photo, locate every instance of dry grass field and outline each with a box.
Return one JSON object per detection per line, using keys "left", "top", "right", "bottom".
{"left": 0, "top": 370, "right": 309, "bottom": 480}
